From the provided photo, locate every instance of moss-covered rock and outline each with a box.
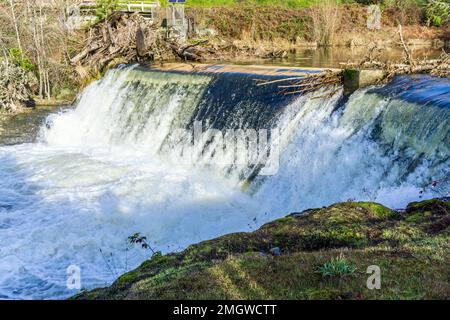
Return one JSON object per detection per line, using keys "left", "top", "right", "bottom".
{"left": 73, "top": 198, "right": 449, "bottom": 300}
{"left": 405, "top": 199, "right": 450, "bottom": 234}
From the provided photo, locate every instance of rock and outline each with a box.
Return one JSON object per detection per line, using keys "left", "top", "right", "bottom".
{"left": 270, "top": 247, "right": 281, "bottom": 256}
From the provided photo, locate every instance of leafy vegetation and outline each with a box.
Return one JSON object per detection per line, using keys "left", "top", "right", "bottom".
{"left": 0, "top": 1, "right": 80, "bottom": 101}
{"left": 73, "top": 198, "right": 449, "bottom": 300}
{"left": 8, "top": 48, "right": 36, "bottom": 72}
{"left": 315, "top": 254, "right": 357, "bottom": 278}
{"left": 425, "top": 0, "right": 450, "bottom": 26}
{"left": 128, "top": 232, "right": 158, "bottom": 255}
{"left": 96, "top": 0, "right": 119, "bottom": 20}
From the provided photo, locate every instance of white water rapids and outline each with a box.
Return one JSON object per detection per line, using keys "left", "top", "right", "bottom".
{"left": 0, "top": 67, "right": 448, "bottom": 299}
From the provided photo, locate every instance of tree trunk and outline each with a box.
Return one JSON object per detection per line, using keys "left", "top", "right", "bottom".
{"left": 8, "top": 0, "right": 23, "bottom": 58}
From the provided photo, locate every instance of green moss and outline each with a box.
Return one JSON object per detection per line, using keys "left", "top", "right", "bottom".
{"left": 381, "top": 224, "right": 424, "bottom": 244}
{"left": 73, "top": 198, "right": 450, "bottom": 300}
{"left": 405, "top": 210, "right": 433, "bottom": 223}
{"left": 406, "top": 199, "right": 450, "bottom": 212}
{"left": 351, "top": 202, "right": 398, "bottom": 219}
{"left": 117, "top": 270, "right": 140, "bottom": 285}
{"left": 138, "top": 262, "right": 210, "bottom": 288}
{"left": 139, "top": 252, "right": 179, "bottom": 272}
{"left": 344, "top": 69, "right": 359, "bottom": 81}
{"left": 329, "top": 226, "right": 368, "bottom": 247}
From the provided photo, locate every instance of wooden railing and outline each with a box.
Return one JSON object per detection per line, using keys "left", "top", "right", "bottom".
{"left": 79, "top": 1, "right": 160, "bottom": 15}
{"left": 118, "top": 1, "right": 160, "bottom": 13}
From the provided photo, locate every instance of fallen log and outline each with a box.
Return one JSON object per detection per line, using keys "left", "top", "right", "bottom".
{"left": 170, "top": 40, "right": 208, "bottom": 62}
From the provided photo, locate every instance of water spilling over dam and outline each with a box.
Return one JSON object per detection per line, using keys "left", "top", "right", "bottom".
{"left": 0, "top": 66, "right": 448, "bottom": 299}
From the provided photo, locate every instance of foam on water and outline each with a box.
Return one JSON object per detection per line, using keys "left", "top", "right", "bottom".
{"left": 0, "top": 67, "right": 448, "bottom": 299}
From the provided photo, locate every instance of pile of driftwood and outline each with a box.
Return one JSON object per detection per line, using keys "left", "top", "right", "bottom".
{"left": 71, "top": 12, "right": 294, "bottom": 80}
{"left": 345, "top": 46, "right": 450, "bottom": 80}
{"left": 344, "top": 25, "right": 450, "bottom": 80}
{"left": 71, "top": 13, "right": 212, "bottom": 79}
{"left": 256, "top": 70, "right": 343, "bottom": 95}
{"left": 71, "top": 13, "right": 170, "bottom": 78}
{"left": 0, "top": 60, "right": 36, "bottom": 113}
{"left": 355, "top": 51, "right": 450, "bottom": 79}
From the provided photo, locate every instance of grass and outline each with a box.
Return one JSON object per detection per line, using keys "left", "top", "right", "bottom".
{"left": 118, "top": 0, "right": 345, "bottom": 8}
{"left": 73, "top": 198, "right": 449, "bottom": 300}
{"left": 315, "top": 254, "right": 357, "bottom": 278}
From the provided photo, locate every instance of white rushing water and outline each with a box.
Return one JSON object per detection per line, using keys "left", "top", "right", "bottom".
{"left": 0, "top": 67, "right": 448, "bottom": 299}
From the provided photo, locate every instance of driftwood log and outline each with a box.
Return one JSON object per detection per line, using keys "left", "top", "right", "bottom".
{"left": 170, "top": 40, "right": 209, "bottom": 61}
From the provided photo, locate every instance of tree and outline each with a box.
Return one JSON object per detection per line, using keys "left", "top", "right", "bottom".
{"left": 0, "top": 0, "right": 83, "bottom": 100}
{"left": 8, "top": 0, "right": 23, "bottom": 59}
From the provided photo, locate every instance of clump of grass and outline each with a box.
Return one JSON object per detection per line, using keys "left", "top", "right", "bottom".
{"left": 315, "top": 254, "right": 357, "bottom": 278}
{"left": 309, "top": 0, "right": 340, "bottom": 46}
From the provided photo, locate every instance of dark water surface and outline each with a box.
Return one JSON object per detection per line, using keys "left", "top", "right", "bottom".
{"left": 0, "top": 106, "right": 70, "bottom": 146}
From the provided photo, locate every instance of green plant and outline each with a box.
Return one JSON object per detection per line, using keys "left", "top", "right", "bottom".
{"left": 8, "top": 48, "right": 36, "bottom": 72}
{"left": 425, "top": 0, "right": 450, "bottom": 26}
{"left": 128, "top": 232, "right": 158, "bottom": 255}
{"left": 96, "top": 0, "right": 119, "bottom": 20}
{"left": 315, "top": 254, "right": 357, "bottom": 278}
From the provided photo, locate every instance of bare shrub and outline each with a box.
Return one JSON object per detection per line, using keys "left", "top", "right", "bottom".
{"left": 0, "top": 60, "right": 37, "bottom": 112}
{"left": 0, "top": 0, "right": 84, "bottom": 100}
{"left": 384, "top": 0, "right": 424, "bottom": 26}
{"left": 309, "top": 0, "right": 341, "bottom": 47}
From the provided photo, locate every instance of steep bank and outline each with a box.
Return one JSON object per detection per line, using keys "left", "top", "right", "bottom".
{"left": 74, "top": 198, "right": 450, "bottom": 300}
{"left": 187, "top": 4, "right": 449, "bottom": 48}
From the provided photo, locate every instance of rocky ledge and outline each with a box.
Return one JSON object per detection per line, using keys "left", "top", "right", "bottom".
{"left": 74, "top": 199, "right": 449, "bottom": 300}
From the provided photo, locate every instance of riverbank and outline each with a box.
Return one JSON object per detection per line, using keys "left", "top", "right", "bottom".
{"left": 0, "top": 105, "right": 70, "bottom": 145}
{"left": 1, "top": 1, "right": 449, "bottom": 114}
{"left": 74, "top": 198, "right": 449, "bottom": 300}
{"left": 187, "top": 4, "right": 449, "bottom": 49}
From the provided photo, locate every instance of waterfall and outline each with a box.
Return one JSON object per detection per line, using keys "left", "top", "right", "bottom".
{"left": 0, "top": 66, "right": 448, "bottom": 299}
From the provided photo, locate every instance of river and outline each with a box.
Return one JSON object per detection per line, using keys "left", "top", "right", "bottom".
{"left": 0, "top": 65, "right": 448, "bottom": 299}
